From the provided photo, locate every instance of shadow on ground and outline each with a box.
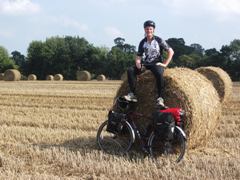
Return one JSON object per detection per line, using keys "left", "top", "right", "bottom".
{"left": 33, "top": 136, "right": 147, "bottom": 161}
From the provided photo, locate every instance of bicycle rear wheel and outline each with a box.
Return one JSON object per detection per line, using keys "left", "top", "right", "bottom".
{"left": 148, "top": 127, "right": 186, "bottom": 163}
{"left": 96, "top": 120, "right": 134, "bottom": 155}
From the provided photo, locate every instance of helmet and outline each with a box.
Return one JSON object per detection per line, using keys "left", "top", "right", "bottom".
{"left": 143, "top": 20, "right": 155, "bottom": 28}
{"left": 115, "top": 96, "right": 129, "bottom": 112}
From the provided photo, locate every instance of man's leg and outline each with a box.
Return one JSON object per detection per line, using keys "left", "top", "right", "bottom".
{"left": 149, "top": 65, "right": 165, "bottom": 106}
{"left": 127, "top": 66, "right": 137, "bottom": 93}
{"left": 124, "top": 66, "right": 142, "bottom": 102}
{"left": 149, "top": 65, "right": 164, "bottom": 97}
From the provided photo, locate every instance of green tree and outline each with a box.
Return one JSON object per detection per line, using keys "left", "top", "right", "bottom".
{"left": 11, "top": 50, "right": 26, "bottom": 73}
{"left": 112, "top": 37, "right": 136, "bottom": 54}
{"left": 105, "top": 37, "right": 135, "bottom": 79}
{"left": 220, "top": 39, "right": 240, "bottom": 80}
{"left": 26, "top": 41, "right": 46, "bottom": 79}
{"left": 114, "top": 37, "right": 125, "bottom": 47}
{"left": 27, "top": 36, "right": 94, "bottom": 80}
{"left": 190, "top": 43, "right": 204, "bottom": 56}
{"left": 228, "top": 39, "right": 240, "bottom": 61}
{"left": 45, "top": 37, "right": 72, "bottom": 79}
{"left": 106, "top": 47, "right": 134, "bottom": 79}
{"left": 205, "top": 48, "right": 219, "bottom": 56}
{"left": 178, "top": 54, "right": 201, "bottom": 69}
{"left": 0, "top": 46, "right": 16, "bottom": 72}
{"left": 200, "top": 48, "right": 226, "bottom": 68}
{"left": 166, "top": 38, "right": 195, "bottom": 66}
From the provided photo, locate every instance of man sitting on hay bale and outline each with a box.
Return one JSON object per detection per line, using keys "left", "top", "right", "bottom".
{"left": 124, "top": 20, "right": 174, "bottom": 107}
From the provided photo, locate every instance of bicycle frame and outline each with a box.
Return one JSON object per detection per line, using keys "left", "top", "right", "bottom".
{"left": 125, "top": 111, "right": 152, "bottom": 152}
{"left": 108, "top": 97, "right": 186, "bottom": 155}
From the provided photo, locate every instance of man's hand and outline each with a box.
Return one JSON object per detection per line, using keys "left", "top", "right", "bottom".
{"left": 156, "top": 48, "right": 174, "bottom": 68}
{"left": 135, "top": 57, "right": 141, "bottom": 69}
{"left": 136, "top": 61, "right": 141, "bottom": 69}
{"left": 156, "top": 62, "right": 167, "bottom": 68}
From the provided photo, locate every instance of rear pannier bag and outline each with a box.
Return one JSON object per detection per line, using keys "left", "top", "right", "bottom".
{"left": 106, "top": 111, "right": 125, "bottom": 133}
{"left": 152, "top": 111, "right": 175, "bottom": 141}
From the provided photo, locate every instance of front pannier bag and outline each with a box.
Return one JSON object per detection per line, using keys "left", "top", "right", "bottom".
{"left": 152, "top": 111, "right": 175, "bottom": 141}
{"left": 106, "top": 111, "right": 125, "bottom": 133}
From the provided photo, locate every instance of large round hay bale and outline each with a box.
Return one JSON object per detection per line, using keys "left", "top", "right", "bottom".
{"left": 97, "top": 74, "right": 106, "bottom": 81}
{"left": 28, "top": 74, "right": 37, "bottom": 81}
{"left": 0, "top": 73, "right": 4, "bottom": 80}
{"left": 76, "top": 70, "right": 91, "bottom": 81}
{"left": 196, "top": 66, "right": 232, "bottom": 103}
{"left": 4, "top": 69, "right": 21, "bottom": 81}
{"left": 115, "top": 68, "right": 221, "bottom": 149}
{"left": 46, "top": 75, "right": 54, "bottom": 81}
{"left": 54, "top": 74, "right": 64, "bottom": 81}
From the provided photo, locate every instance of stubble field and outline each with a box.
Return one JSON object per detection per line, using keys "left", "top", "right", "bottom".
{"left": 0, "top": 80, "right": 239, "bottom": 179}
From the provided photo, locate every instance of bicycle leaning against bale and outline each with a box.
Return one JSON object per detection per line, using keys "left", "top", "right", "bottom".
{"left": 96, "top": 96, "right": 187, "bottom": 162}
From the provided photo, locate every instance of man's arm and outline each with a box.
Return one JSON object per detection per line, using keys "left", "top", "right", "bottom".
{"left": 156, "top": 48, "right": 174, "bottom": 68}
{"left": 136, "top": 39, "right": 145, "bottom": 69}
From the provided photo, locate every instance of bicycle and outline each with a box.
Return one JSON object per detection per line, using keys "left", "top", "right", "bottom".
{"left": 96, "top": 96, "right": 187, "bottom": 162}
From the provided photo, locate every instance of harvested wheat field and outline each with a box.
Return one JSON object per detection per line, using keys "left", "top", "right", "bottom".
{"left": 0, "top": 80, "right": 239, "bottom": 179}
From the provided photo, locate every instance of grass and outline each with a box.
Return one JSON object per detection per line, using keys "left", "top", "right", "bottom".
{"left": 0, "top": 81, "right": 239, "bottom": 179}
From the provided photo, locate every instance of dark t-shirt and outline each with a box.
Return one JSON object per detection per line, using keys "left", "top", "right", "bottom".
{"left": 137, "top": 36, "right": 171, "bottom": 64}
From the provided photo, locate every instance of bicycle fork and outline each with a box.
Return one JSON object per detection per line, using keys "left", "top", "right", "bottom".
{"left": 131, "top": 122, "right": 149, "bottom": 154}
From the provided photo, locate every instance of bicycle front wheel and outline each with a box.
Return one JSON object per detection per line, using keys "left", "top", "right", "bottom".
{"left": 96, "top": 120, "right": 135, "bottom": 155}
{"left": 148, "top": 127, "right": 186, "bottom": 163}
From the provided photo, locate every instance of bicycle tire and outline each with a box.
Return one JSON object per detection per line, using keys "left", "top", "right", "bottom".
{"left": 96, "top": 120, "right": 135, "bottom": 155}
{"left": 148, "top": 126, "right": 186, "bottom": 163}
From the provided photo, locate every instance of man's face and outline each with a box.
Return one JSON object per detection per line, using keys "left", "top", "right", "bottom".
{"left": 144, "top": 26, "right": 154, "bottom": 37}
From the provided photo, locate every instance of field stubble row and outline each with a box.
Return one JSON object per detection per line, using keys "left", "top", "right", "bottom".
{"left": 0, "top": 81, "right": 239, "bottom": 179}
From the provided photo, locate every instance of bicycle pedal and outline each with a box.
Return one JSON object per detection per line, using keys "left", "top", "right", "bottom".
{"left": 141, "top": 146, "right": 149, "bottom": 154}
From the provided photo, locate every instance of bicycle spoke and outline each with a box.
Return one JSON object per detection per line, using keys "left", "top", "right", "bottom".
{"left": 97, "top": 120, "right": 134, "bottom": 155}
{"left": 148, "top": 128, "right": 186, "bottom": 163}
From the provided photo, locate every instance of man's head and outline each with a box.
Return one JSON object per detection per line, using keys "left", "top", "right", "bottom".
{"left": 144, "top": 20, "right": 155, "bottom": 38}
{"left": 143, "top": 20, "right": 155, "bottom": 29}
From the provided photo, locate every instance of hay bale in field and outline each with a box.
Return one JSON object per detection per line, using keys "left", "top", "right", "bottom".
{"left": 115, "top": 68, "right": 221, "bottom": 149}
{"left": 0, "top": 73, "right": 4, "bottom": 80}
{"left": 54, "top": 74, "right": 64, "bottom": 81}
{"left": 121, "top": 71, "right": 127, "bottom": 81}
{"left": 28, "top": 74, "right": 37, "bottom": 81}
{"left": 3, "top": 69, "right": 21, "bottom": 81}
{"left": 76, "top": 70, "right": 91, "bottom": 81}
{"left": 196, "top": 66, "right": 232, "bottom": 103}
{"left": 46, "top": 75, "right": 54, "bottom": 81}
{"left": 97, "top": 74, "right": 106, "bottom": 81}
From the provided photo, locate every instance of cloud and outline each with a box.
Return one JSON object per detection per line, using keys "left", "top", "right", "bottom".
{"left": 104, "top": 26, "right": 123, "bottom": 38}
{"left": 90, "top": 0, "right": 127, "bottom": 4}
{"left": 103, "top": 0, "right": 127, "bottom": 3}
{"left": 161, "top": 0, "right": 240, "bottom": 20}
{"left": 209, "top": 0, "right": 240, "bottom": 15}
{"left": 61, "top": 17, "right": 89, "bottom": 32}
{"left": 49, "top": 16, "right": 89, "bottom": 33}
{"left": 0, "top": 0, "right": 40, "bottom": 15}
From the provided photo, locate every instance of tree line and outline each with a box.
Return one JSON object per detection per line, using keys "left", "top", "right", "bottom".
{"left": 0, "top": 36, "right": 239, "bottom": 80}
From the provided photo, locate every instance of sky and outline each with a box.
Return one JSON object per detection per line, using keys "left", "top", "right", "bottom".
{"left": 0, "top": 0, "right": 240, "bottom": 55}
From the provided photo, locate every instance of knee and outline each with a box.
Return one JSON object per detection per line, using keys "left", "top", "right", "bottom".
{"left": 154, "top": 72, "right": 164, "bottom": 82}
{"left": 153, "top": 70, "right": 163, "bottom": 77}
{"left": 154, "top": 67, "right": 164, "bottom": 77}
